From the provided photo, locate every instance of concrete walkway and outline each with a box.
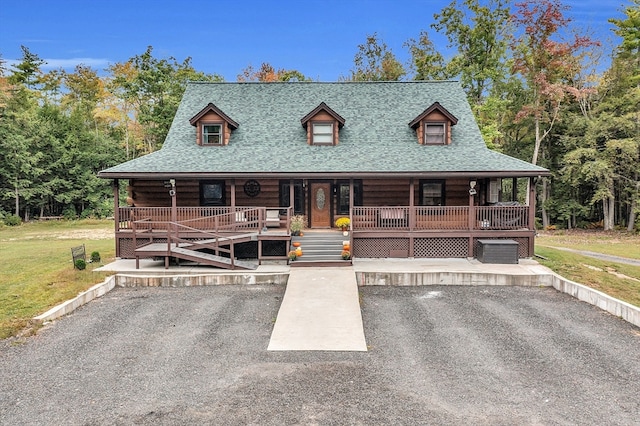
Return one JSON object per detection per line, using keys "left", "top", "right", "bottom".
{"left": 267, "top": 267, "right": 368, "bottom": 352}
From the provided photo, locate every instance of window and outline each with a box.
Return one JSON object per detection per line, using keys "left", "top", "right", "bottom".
{"left": 337, "top": 181, "right": 363, "bottom": 215}
{"left": 424, "top": 122, "right": 446, "bottom": 145}
{"left": 419, "top": 180, "right": 445, "bottom": 206}
{"left": 312, "top": 123, "right": 334, "bottom": 145}
{"left": 279, "top": 180, "right": 305, "bottom": 215}
{"left": 202, "top": 123, "right": 223, "bottom": 145}
{"left": 200, "top": 180, "right": 226, "bottom": 206}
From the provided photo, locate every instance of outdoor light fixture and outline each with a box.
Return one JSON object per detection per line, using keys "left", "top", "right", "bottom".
{"left": 469, "top": 180, "right": 477, "bottom": 195}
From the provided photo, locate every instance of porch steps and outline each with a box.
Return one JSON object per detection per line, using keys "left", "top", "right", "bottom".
{"left": 171, "top": 247, "right": 258, "bottom": 270}
{"left": 291, "top": 231, "right": 350, "bottom": 266}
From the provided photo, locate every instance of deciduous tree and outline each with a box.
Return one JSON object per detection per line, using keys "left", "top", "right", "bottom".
{"left": 237, "top": 63, "right": 310, "bottom": 82}
{"left": 432, "top": 0, "right": 510, "bottom": 105}
{"left": 348, "top": 33, "right": 405, "bottom": 81}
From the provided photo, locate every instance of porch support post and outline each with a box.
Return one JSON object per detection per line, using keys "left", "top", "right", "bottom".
{"left": 409, "top": 178, "right": 415, "bottom": 257}
{"left": 170, "top": 181, "right": 177, "bottom": 221}
{"left": 170, "top": 180, "right": 177, "bottom": 245}
{"left": 349, "top": 178, "right": 354, "bottom": 256}
{"left": 289, "top": 179, "right": 295, "bottom": 213}
{"left": 230, "top": 179, "right": 236, "bottom": 208}
{"left": 512, "top": 177, "right": 518, "bottom": 202}
{"left": 468, "top": 181, "right": 476, "bottom": 257}
{"left": 113, "top": 179, "right": 120, "bottom": 258}
{"left": 349, "top": 178, "right": 354, "bottom": 226}
{"left": 528, "top": 177, "right": 537, "bottom": 255}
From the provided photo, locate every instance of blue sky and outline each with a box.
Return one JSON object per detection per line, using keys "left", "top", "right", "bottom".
{"left": 0, "top": 0, "right": 629, "bottom": 81}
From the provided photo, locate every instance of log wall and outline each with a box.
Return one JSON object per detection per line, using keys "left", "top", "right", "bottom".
{"left": 127, "top": 178, "right": 472, "bottom": 210}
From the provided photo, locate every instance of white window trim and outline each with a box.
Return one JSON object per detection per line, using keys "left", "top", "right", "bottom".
{"left": 202, "top": 122, "right": 224, "bottom": 145}
{"left": 312, "top": 122, "right": 334, "bottom": 145}
{"left": 424, "top": 121, "right": 446, "bottom": 145}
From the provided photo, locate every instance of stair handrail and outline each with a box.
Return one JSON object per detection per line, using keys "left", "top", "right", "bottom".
{"left": 168, "top": 221, "right": 251, "bottom": 269}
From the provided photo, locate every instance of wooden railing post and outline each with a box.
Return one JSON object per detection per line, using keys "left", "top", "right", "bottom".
{"left": 468, "top": 191, "right": 476, "bottom": 257}
{"left": 528, "top": 177, "right": 536, "bottom": 231}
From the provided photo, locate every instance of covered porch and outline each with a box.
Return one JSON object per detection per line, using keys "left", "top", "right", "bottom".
{"left": 110, "top": 174, "right": 538, "bottom": 262}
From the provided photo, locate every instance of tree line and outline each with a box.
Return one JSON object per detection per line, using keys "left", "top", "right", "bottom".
{"left": 0, "top": 0, "right": 638, "bottom": 230}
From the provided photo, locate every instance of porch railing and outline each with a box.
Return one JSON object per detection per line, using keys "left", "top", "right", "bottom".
{"left": 351, "top": 205, "right": 530, "bottom": 231}
{"left": 118, "top": 206, "right": 293, "bottom": 233}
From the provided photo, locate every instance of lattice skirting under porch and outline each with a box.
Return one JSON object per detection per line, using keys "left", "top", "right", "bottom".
{"left": 414, "top": 237, "right": 468, "bottom": 258}
{"left": 352, "top": 238, "right": 410, "bottom": 258}
{"left": 353, "top": 236, "right": 531, "bottom": 258}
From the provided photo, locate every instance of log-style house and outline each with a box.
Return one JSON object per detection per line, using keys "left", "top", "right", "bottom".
{"left": 98, "top": 81, "right": 550, "bottom": 269}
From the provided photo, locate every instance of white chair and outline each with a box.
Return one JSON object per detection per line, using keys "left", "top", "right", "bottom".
{"left": 266, "top": 210, "right": 280, "bottom": 228}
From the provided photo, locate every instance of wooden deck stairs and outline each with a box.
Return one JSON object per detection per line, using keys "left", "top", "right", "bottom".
{"left": 290, "top": 231, "right": 351, "bottom": 267}
{"left": 134, "top": 232, "right": 259, "bottom": 270}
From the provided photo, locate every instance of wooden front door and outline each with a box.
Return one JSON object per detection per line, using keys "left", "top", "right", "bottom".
{"left": 310, "top": 182, "right": 332, "bottom": 228}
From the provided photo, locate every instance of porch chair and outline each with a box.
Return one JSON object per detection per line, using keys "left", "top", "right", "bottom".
{"left": 265, "top": 209, "right": 281, "bottom": 228}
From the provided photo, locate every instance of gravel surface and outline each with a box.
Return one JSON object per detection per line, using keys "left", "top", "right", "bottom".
{"left": 1, "top": 285, "right": 639, "bottom": 425}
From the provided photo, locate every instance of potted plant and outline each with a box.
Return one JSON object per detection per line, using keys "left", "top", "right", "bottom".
{"left": 290, "top": 215, "right": 306, "bottom": 236}
{"left": 288, "top": 250, "right": 298, "bottom": 261}
{"left": 335, "top": 217, "right": 350, "bottom": 231}
{"left": 341, "top": 250, "right": 351, "bottom": 260}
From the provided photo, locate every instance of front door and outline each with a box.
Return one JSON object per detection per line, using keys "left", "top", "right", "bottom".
{"left": 310, "top": 182, "right": 332, "bottom": 228}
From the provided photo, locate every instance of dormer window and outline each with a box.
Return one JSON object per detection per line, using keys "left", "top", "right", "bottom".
{"left": 203, "top": 123, "right": 223, "bottom": 145}
{"left": 312, "top": 123, "right": 334, "bottom": 145}
{"left": 301, "top": 102, "right": 345, "bottom": 146}
{"left": 424, "top": 122, "right": 446, "bottom": 145}
{"left": 409, "top": 102, "right": 458, "bottom": 146}
{"left": 190, "top": 103, "right": 238, "bottom": 146}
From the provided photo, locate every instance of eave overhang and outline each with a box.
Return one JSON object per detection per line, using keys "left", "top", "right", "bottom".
{"left": 98, "top": 169, "right": 551, "bottom": 180}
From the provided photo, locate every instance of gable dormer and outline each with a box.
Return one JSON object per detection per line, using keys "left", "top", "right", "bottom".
{"left": 189, "top": 103, "right": 239, "bottom": 146}
{"left": 300, "top": 102, "right": 345, "bottom": 146}
{"left": 409, "top": 102, "right": 458, "bottom": 146}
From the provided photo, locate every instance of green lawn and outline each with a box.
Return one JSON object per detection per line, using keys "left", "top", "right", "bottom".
{"left": 536, "top": 229, "right": 640, "bottom": 259}
{"left": 535, "top": 246, "right": 640, "bottom": 307}
{"left": 0, "top": 220, "right": 115, "bottom": 339}
{"left": 534, "top": 229, "right": 640, "bottom": 307}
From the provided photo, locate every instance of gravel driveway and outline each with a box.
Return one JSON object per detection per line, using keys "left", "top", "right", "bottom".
{"left": 1, "top": 284, "right": 639, "bottom": 425}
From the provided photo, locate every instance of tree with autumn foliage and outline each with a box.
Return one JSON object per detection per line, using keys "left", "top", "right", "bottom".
{"left": 237, "top": 62, "right": 310, "bottom": 82}
{"left": 348, "top": 33, "right": 406, "bottom": 81}
{"left": 109, "top": 46, "right": 222, "bottom": 155}
{"left": 510, "top": 0, "right": 600, "bottom": 166}
{"left": 509, "top": 0, "right": 600, "bottom": 228}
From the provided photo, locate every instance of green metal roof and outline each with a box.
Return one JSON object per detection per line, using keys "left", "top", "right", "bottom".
{"left": 98, "top": 81, "right": 549, "bottom": 178}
